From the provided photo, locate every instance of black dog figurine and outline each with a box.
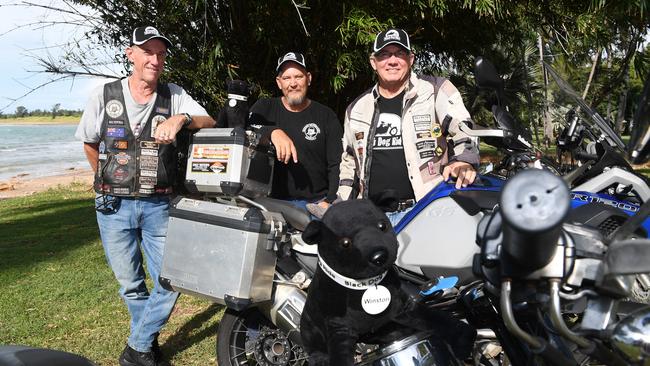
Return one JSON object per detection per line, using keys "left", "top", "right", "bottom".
{"left": 300, "top": 199, "right": 476, "bottom": 366}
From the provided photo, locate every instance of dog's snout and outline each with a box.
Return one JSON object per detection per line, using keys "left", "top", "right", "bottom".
{"left": 370, "top": 249, "right": 388, "bottom": 266}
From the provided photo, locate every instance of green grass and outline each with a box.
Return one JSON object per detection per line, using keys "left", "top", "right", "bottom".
{"left": 0, "top": 183, "right": 223, "bottom": 365}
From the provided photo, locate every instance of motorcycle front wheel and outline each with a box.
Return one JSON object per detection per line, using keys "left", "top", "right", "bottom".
{"left": 216, "top": 308, "right": 307, "bottom": 366}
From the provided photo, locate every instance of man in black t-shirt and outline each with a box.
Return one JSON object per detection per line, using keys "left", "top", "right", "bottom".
{"left": 249, "top": 52, "right": 342, "bottom": 213}
{"left": 337, "top": 28, "right": 479, "bottom": 226}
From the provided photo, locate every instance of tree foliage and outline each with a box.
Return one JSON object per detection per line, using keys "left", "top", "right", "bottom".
{"left": 16, "top": 0, "right": 650, "bottom": 132}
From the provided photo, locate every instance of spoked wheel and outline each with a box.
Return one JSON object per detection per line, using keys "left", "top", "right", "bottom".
{"left": 216, "top": 308, "right": 308, "bottom": 366}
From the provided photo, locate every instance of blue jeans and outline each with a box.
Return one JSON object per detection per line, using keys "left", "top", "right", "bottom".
{"left": 285, "top": 198, "right": 322, "bottom": 220}
{"left": 386, "top": 206, "right": 414, "bottom": 228}
{"left": 95, "top": 194, "right": 179, "bottom": 353}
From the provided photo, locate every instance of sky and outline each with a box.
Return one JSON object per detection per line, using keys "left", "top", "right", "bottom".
{"left": 0, "top": 1, "right": 117, "bottom": 114}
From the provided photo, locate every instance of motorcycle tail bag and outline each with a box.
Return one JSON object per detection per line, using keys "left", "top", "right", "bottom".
{"left": 184, "top": 127, "right": 273, "bottom": 197}
{"left": 160, "top": 197, "right": 282, "bottom": 310}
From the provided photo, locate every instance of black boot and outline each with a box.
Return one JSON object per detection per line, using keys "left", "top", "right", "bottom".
{"left": 151, "top": 334, "right": 162, "bottom": 362}
{"left": 118, "top": 345, "right": 158, "bottom": 366}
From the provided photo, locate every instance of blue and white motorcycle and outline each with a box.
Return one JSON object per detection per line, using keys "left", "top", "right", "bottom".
{"left": 211, "top": 60, "right": 649, "bottom": 366}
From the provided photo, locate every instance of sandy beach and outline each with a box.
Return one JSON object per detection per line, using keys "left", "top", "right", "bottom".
{"left": 0, "top": 168, "right": 94, "bottom": 200}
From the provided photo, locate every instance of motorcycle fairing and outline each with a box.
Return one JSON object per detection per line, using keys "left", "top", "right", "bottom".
{"left": 392, "top": 173, "right": 647, "bottom": 283}
{"left": 394, "top": 174, "right": 505, "bottom": 282}
{"left": 395, "top": 174, "right": 505, "bottom": 234}
{"left": 570, "top": 191, "right": 650, "bottom": 234}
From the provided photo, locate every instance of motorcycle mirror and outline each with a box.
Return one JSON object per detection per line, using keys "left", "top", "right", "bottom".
{"left": 474, "top": 57, "right": 503, "bottom": 90}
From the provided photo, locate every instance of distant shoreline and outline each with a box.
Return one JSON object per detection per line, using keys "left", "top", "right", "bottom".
{"left": 0, "top": 167, "right": 93, "bottom": 200}
{"left": 0, "top": 116, "right": 80, "bottom": 125}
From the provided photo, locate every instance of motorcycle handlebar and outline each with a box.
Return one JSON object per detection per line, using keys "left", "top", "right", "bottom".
{"left": 574, "top": 151, "right": 599, "bottom": 162}
{"left": 499, "top": 170, "right": 571, "bottom": 271}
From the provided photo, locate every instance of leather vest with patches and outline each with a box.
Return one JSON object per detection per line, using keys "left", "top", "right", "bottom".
{"left": 94, "top": 79, "right": 176, "bottom": 197}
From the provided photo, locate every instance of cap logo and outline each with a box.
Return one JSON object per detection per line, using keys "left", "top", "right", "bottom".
{"left": 284, "top": 52, "right": 296, "bottom": 60}
{"left": 144, "top": 26, "right": 159, "bottom": 35}
{"left": 384, "top": 29, "right": 400, "bottom": 41}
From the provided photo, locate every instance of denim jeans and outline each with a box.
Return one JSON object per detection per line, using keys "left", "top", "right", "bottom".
{"left": 386, "top": 206, "right": 414, "bottom": 228}
{"left": 95, "top": 194, "right": 179, "bottom": 353}
{"left": 285, "top": 198, "right": 322, "bottom": 220}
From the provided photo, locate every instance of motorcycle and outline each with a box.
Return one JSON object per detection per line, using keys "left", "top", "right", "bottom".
{"left": 471, "top": 167, "right": 650, "bottom": 365}
{"left": 462, "top": 61, "right": 650, "bottom": 365}
{"left": 161, "top": 59, "right": 650, "bottom": 366}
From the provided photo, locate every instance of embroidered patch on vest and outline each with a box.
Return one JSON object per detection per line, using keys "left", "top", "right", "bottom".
{"left": 113, "top": 141, "right": 128, "bottom": 150}
{"left": 105, "top": 100, "right": 124, "bottom": 118}
{"left": 107, "top": 127, "right": 125, "bottom": 138}
{"left": 113, "top": 187, "right": 130, "bottom": 195}
{"left": 115, "top": 153, "right": 131, "bottom": 165}
{"left": 431, "top": 123, "right": 442, "bottom": 138}
{"left": 413, "top": 115, "right": 432, "bottom": 132}
{"left": 140, "top": 156, "right": 158, "bottom": 170}
{"left": 151, "top": 115, "right": 167, "bottom": 138}
{"left": 140, "top": 141, "right": 160, "bottom": 149}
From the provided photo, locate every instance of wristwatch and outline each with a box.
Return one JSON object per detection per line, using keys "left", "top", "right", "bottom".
{"left": 182, "top": 113, "right": 192, "bottom": 128}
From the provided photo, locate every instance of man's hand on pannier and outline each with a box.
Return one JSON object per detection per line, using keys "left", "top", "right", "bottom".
{"left": 271, "top": 129, "right": 298, "bottom": 164}
{"left": 442, "top": 161, "right": 476, "bottom": 189}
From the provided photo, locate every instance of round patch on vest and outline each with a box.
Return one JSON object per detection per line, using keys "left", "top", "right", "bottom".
{"left": 361, "top": 285, "right": 391, "bottom": 315}
{"left": 431, "top": 123, "right": 442, "bottom": 138}
{"left": 302, "top": 123, "right": 321, "bottom": 141}
{"left": 115, "top": 152, "right": 131, "bottom": 165}
{"left": 105, "top": 99, "right": 124, "bottom": 118}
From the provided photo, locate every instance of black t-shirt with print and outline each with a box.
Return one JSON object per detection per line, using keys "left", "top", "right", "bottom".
{"left": 368, "top": 90, "right": 416, "bottom": 201}
{"left": 249, "top": 98, "right": 342, "bottom": 202}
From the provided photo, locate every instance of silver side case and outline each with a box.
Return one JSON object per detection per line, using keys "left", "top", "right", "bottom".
{"left": 160, "top": 198, "right": 284, "bottom": 307}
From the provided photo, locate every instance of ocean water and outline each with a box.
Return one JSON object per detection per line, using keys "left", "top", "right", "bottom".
{"left": 0, "top": 124, "right": 88, "bottom": 181}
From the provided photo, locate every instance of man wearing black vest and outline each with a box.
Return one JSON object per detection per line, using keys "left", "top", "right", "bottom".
{"left": 75, "top": 26, "right": 215, "bottom": 366}
{"left": 248, "top": 52, "right": 342, "bottom": 214}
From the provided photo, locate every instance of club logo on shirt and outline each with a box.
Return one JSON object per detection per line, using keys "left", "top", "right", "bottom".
{"left": 302, "top": 123, "right": 321, "bottom": 141}
{"left": 374, "top": 113, "right": 402, "bottom": 149}
{"left": 105, "top": 99, "right": 124, "bottom": 118}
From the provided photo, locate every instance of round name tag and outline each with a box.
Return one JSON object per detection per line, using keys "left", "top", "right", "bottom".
{"left": 361, "top": 285, "right": 391, "bottom": 315}
{"left": 228, "top": 98, "right": 237, "bottom": 107}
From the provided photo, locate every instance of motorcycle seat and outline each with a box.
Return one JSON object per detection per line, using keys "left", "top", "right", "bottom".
{"left": 253, "top": 197, "right": 312, "bottom": 231}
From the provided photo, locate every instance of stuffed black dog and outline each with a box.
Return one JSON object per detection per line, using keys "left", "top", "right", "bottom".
{"left": 300, "top": 199, "right": 476, "bottom": 366}
{"left": 216, "top": 79, "right": 250, "bottom": 129}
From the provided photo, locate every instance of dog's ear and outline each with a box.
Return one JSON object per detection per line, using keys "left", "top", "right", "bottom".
{"left": 369, "top": 189, "right": 399, "bottom": 212}
{"left": 302, "top": 220, "right": 326, "bottom": 245}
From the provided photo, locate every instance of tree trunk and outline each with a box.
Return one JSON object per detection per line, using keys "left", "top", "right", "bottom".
{"left": 605, "top": 48, "right": 613, "bottom": 122}
{"left": 522, "top": 45, "right": 540, "bottom": 147}
{"left": 538, "top": 33, "right": 553, "bottom": 147}
{"left": 582, "top": 49, "right": 601, "bottom": 100}
{"left": 615, "top": 71, "right": 630, "bottom": 133}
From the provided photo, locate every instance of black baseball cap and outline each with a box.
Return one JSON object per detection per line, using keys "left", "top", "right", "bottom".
{"left": 373, "top": 28, "right": 411, "bottom": 53}
{"left": 276, "top": 52, "right": 307, "bottom": 73}
{"left": 131, "top": 26, "right": 172, "bottom": 48}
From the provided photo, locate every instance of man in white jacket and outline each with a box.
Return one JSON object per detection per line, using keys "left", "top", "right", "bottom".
{"left": 337, "top": 28, "right": 479, "bottom": 225}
